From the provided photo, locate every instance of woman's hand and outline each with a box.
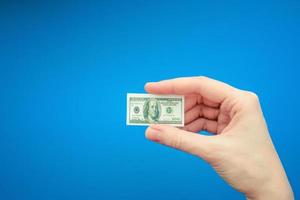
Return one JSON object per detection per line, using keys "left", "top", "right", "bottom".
{"left": 144, "top": 76, "right": 293, "bottom": 200}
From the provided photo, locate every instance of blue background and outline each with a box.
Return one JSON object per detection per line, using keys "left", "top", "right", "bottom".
{"left": 0, "top": 0, "right": 299, "bottom": 199}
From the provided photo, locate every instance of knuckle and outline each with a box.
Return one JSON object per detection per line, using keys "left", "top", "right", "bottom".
{"left": 197, "top": 76, "right": 208, "bottom": 81}
{"left": 246, "top": 91, "right": 259, "bottom": 101}
{"left": 171, "top": 133, "right": 183, "bottom": 149}
{"left": 241, "top": 90, "right": 261, "bottom": 108}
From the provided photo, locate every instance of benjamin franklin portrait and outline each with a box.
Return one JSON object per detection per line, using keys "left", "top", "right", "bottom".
{"left": 143, "top": 99, "right": 161, "bottom": 123}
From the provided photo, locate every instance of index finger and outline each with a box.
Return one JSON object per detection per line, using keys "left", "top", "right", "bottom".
{"left": 144, "top": 76, "right": 237, "bottom": 104}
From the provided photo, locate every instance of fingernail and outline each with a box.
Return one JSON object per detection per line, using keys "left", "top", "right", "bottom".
{"left": 145, "top": 82, "right": 156, "bottom": 86}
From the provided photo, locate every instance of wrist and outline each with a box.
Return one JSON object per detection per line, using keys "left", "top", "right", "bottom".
{"left": 246, "top": 178, "right": 294, "bottom": 200}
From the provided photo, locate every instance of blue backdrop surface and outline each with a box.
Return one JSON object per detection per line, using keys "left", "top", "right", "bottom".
{"left": 0, "top": 1, "right": 299, "bottom": 199}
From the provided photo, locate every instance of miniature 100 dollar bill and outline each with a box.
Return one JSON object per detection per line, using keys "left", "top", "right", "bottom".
{"left": 127, "top": 93, "right": 184, "bottom": 127}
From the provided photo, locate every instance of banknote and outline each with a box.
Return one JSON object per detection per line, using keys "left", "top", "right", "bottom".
{"left": 127, "top": 93, "right": 184, "bottom": 126}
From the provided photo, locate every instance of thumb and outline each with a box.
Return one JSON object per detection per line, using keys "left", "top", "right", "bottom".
{"left": 145, "top": 124, "right": 212, "bottom": 158}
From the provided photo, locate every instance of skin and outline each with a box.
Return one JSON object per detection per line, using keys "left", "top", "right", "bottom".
{"left": 144, "top": 76, "right": 294, "bottom": 200}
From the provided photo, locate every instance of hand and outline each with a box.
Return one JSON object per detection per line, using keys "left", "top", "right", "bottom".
{"left": 144, "top": 76, "right": 293, "bottom": 200}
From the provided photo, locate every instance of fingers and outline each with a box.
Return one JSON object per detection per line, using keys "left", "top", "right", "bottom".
{"left": 185, "top": 105, "right": 201, "bottom": 124}
{"left": 202, "top": 97, "right": 220, "bottom": 108}
{"left": 184, "top": 94, "right": 198, "bottom": 111}
{"left": 183, "top": 118, "right": 218, "bottom": 134}
{"left": 145, "top": 124, "right": 212, "bottom": 158}
{"left": 145, "top": 76, "right": 237, "bottom": 104}
{"left": 184, "top": 94, "right": 220, "bottom": 111}
{"left": 185, "top": 104, "right": 219, "bottom": 124}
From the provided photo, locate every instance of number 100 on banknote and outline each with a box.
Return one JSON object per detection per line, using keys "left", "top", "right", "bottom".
{"left": 127, "top": 93, "right": 184, "bottom": 127}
